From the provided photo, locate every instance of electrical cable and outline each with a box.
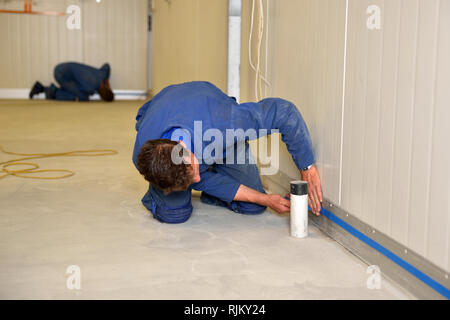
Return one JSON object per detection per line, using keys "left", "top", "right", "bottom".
{"left": 255, "top": 0, "right": 263, "bottom": 101}
{"left": 248, "top": 0, "right": 272, "bottom": 101}
{"left": 0, "top": 145, "right": 118, "bottom": 180}
{"left": 264, "top": 0, "right": 270, "bottom": 98}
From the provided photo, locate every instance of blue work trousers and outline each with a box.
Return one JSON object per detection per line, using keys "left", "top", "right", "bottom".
{"left": 44, "top": 64, "right": 92, "bottom": 101}
{"left": 142, "top": 142, "right": 266, "bottom": 224}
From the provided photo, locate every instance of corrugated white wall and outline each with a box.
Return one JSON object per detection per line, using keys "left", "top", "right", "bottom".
{"left": 0, "top": 0, "right": 147, "bottom": 90}
{"left": 242, "top": 0, "right": 450, "bottom": 272}
{"left": 342, "top": 0, "right": 450, "bottom": 271}
{"left": 241, "top": 0, "right": 346, "bottom": 207}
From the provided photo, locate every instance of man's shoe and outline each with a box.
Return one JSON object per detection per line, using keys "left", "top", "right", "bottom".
{"left": 29, "top": 81, "right": 44, "bottom": 99}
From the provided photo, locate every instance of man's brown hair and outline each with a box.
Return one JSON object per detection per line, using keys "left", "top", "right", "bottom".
{"left": 137, "top": 139, "right": 193, "bottom": 194}
{"left": 98, "top": 87, "right": 114, "bottom": 102}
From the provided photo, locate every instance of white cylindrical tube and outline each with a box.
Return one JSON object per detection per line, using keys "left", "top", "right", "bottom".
{"left": 290, "top": 181, "right": 308, "bottom": 238}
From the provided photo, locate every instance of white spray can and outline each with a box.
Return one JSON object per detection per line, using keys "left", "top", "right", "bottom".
{"left": 290, "top": 181, "right": 308, "bottom": 238}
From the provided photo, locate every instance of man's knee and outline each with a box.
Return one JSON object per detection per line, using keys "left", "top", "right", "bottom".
{"left": 54, "top": 70, "right": 63, "bottom": 83}
{"left": 154, "top": 207, "right": 193, "bottom": 224}
{"left": 142, "top": 187, "right": 193, "bottom": 224}
{"left": 142, "top": 196, "right": 193, "bottom": 224}
{"left": 229, "top": 201, "right": 267, "bottom": 215}
{"left": 54, "top": 64, "right": 67, "bottom": 83}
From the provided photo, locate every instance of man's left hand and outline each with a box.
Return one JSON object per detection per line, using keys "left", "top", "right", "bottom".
{"left": 300, "top": 165, "right": 323, "bottom": 216}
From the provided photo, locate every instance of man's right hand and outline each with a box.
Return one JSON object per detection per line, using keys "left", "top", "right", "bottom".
{"left": 234, "top": 185, "right": 290, "bottom": 214}
{"left": 264, "top": 194, "right": 290, "bottom": 214}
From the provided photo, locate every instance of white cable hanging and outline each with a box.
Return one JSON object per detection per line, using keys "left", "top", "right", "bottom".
{"left": 248, "top": 0, "right": 272, "bottom": 101}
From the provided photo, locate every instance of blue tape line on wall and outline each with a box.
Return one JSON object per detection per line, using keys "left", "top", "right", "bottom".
{"left": 313, "top": 206, "right": 450, "bottom": 299}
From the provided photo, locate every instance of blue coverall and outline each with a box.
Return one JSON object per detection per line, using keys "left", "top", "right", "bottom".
{"left": 44, "top": 62, "right": 110, "bottom": 101}
{"left": 132, "top": 81, "right": 315, "bottom": 224}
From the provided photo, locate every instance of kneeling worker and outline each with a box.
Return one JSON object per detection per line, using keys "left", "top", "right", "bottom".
{"left": 133, "top": 81, "right": 323, "bottom": 224}
{"left": 29, "top": 62, "right": 114, "bottom": 102}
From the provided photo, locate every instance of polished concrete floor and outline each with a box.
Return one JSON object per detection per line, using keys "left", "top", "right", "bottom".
{"left": 0, "top": 100, "right": 414, "bottom": 299}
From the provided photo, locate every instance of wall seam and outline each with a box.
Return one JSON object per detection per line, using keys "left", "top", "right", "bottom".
{"left": 373, "top": 0, "right": 385, "bottom": 229}
{"left": 424, "top": 0, "right": 441, "bottom": 260}
{"left": 405, "top": 0, "right": 421, "bottom": 248}
{"left": 338, "top": 0, "right": 349, "bottom": 206}
{"left": 388, "top": 0, "right": 402, "bottom": 236}
{"left": 360, "top": 0, "right": 370, "bottom": 221}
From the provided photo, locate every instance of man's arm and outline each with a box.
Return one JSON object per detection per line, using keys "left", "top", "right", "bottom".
{"left": 77, "top": 91, "right": 90, "bottom": 101}
{"left": 237, "top": 98, "right": 315, "bottom": 170}
{"left": 234, "top": 184, "right": 290, "bottom": 214}
{"left": 191, "top": 171, "right": 290, "bottom": 214}
{"left": 236, "top": 98, "right": 323, "bottom": 214}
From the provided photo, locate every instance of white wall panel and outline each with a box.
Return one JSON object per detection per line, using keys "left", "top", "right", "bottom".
{"left": 241, "top": 0, "right": 450, "bottom": 272}
{"left": 241, "top": 0, "right": 346, "bottom": 204}
{"left": 83, "top": 0, "right": 147, "bottom": 90}
{"left": 0, "top": 0, "right": 147, "bottom": 90}
{"left": 342, "top": 0, "right": 450, "bottom": 271}
{"left": 429, "top": 0, "right": 450, "bottom": 272}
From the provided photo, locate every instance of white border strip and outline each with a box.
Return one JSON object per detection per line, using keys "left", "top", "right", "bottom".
{"left": 0, "top": 89, "right": 148, "bottom": 101}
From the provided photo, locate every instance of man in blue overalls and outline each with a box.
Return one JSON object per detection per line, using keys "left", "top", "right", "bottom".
{"left": 29, "top": 62, "right": 114, "bottom": 102}
{"left": 133, "top": 81, "right": 323, "bottom": 224}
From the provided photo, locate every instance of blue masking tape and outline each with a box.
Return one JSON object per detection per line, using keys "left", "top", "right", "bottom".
{"left": 311, "top": 206, "right": 450, "bottom": 299}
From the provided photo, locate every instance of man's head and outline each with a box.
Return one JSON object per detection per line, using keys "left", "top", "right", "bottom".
{"left": 99, "top": 80, "right": 114, "bottom": 102}
{"left": 137, "top": 139, "right": 201, "bottom": 194}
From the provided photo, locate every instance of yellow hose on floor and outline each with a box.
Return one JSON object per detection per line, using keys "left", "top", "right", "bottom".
{"left": 0, "top": 145, "right": 118, "bottom": 180}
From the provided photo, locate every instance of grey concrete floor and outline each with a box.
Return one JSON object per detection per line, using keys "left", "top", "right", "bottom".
{"left": 0, "top": 100, "right": 414, "bottom": 299}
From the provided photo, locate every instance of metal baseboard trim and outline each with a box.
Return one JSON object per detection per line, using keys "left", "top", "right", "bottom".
{"left": 261, "top": 173, "right": 449, "bottom": 300}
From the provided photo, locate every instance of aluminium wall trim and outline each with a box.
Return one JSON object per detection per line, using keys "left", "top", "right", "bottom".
{"left": 261, "top": 172, "right": 450, "bottom": 299}
{"left": 227, "top": 0, "right": 242, "bottom": 102}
